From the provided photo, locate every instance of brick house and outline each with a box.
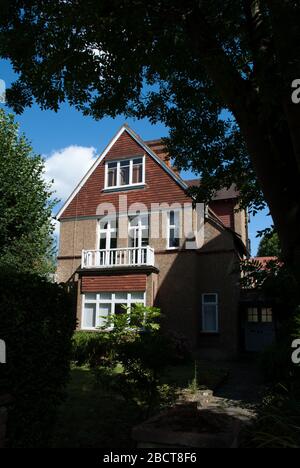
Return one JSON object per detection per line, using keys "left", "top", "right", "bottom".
{"left": 56, "top": 124, "right": 249, "bottom": 359}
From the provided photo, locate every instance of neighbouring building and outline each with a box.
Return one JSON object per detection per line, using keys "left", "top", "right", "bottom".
{"left": 56, "top": 124, "right": 251, "bottom": 359}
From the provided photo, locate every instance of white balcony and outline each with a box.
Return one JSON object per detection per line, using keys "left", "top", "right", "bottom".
{"left": 81, "top": 246, "right": 155, "bottom": 269}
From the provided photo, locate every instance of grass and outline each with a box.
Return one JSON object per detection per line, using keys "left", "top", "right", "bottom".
{"left": 162, "top": 360, "right": 229, "bottom": 392}
{"left": 52, "top": 361, "right": 228, "bottom": 448}
{"left": 52, "top": 367, "right": 143, "bottom": 448}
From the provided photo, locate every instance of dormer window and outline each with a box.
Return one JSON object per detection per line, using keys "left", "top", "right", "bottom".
{"left": 105, "top": 157, "right": 145, "bottom": 190}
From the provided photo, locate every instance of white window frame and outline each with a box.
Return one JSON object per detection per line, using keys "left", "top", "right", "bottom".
{"left": 104, "top": 156, "right": 145, "bottom": 190}
{"left": 97, "top": 218, "right": 118, "bottom": 250}
{"left": 201, "top": 293, "right": 219, "bottom": 333}
{"left": 166, "top": 210, "right": 181, "bottom": 250}
{"left": 128, "top": 214, "right": 149, "bottom": 248}
{"left": 81, "top": 291, "right": 146, "bottom": 330}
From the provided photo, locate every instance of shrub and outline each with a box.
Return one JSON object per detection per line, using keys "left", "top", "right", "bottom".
{"left": 0, "top": 268, "right": 76, "bottom": 447}
{"left": 246, "top": 386, "right": 300, "bottom": 448}
{"left": 72, "top": 331, "right": 111, "bottom": 368}
{"left": 76, "top": 305, "right": 175, "bottom": 413}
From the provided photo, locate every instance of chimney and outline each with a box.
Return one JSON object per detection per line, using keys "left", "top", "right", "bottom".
{"left": 145, "top": 139, "right": 172, "bottom": 168}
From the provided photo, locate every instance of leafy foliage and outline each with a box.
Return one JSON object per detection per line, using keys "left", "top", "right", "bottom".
{"left": 72, "top": 305, "right": 184, "bottom": 413}
{"left": 246, "top": 386, "right": 300, "bottom": 448}
{"left": 0, "top": 267, "right": 76, "bottom": 447}
{"left": 0, "top": 3, "right": 299, "bottom": 202}
{"left": 0, "top": 109, "right": 56, "bottom": 276}
{"left": 257, "top": 230, "right": 281, "bottom": 257}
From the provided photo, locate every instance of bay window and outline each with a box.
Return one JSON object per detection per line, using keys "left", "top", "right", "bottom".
{"left": 82, "top": 291, "right": 146, "bottom": 330}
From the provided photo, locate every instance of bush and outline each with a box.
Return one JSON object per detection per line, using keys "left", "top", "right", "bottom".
{"left": 72, "top": 331, "right": 111, "bottom": 368}
{"left": 0, "top": 268, "right": 76, "bottom": 447}
{"left": 73, "top": 305, "right": 176, "bottom": 414}
{"left": 246, "top": 386, "right": 300, "bottom": 448}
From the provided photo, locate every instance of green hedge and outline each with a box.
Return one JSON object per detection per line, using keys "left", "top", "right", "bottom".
{"left": 0, "top": 269, "right": 76, "bottom": 447}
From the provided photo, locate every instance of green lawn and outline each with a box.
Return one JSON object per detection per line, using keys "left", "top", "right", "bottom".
{"left": 52, "top": 361, "right": 228, "bottom": 448}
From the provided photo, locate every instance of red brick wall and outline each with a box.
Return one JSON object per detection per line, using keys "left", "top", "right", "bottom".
{"left": 60, "top": 131, "right": 190, "bottom": 219}
{"left": 81, "top": 274, "right": 147, "bottom": 292}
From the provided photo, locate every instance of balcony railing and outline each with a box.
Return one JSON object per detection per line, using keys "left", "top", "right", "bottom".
{"left": 81, "top": 246, "right": 155, "bottom": 269}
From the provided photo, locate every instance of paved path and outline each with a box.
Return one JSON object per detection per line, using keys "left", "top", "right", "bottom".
{"left": 212, "top": 358, "right": 265, "bottom": 411}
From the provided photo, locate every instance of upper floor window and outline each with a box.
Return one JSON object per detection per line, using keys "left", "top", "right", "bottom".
{"left": 167, "top": 210, "right": 180, "bottom": 249}
{"left": 105, "top": 157, "right": 145, "bottom": 189}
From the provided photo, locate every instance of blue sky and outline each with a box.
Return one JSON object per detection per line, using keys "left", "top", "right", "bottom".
{"left": 0, "top": 59, "right": 272, "bottom": 255}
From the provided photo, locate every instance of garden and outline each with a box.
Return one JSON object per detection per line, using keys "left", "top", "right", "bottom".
{"left": 52, "top": 305, "right": 228, "bottom": 448}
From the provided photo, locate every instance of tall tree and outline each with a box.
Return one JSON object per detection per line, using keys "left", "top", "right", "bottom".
{"left": 0, "top": 1, "right": 300, "bottom": 282}
{"left": 0, "top": 109, "right": 56, "bottom": 276}
{"left": 257, "top": 230, "right": 281, "bottom": 257}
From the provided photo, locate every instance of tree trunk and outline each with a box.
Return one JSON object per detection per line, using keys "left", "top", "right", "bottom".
{"left": 237, "top": 110, "right": 300, "bottom": 285}
{"left": 186, "top": 5, "right": 300, "bottom": 285}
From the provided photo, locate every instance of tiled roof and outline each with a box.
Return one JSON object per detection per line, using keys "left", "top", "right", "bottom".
{"left": 186, "top": 180, "right": 239, "bottom": 200}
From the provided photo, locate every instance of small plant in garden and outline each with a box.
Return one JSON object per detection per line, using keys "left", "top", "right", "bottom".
{"left": 188, "top": 361, "right": 199, "bottom": 394}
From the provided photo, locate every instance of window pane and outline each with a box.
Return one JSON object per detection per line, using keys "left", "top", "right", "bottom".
{"left": 108, "top": 167, "right": 117, "bottom": 187}
{"left": 247, "top": 307, "right": 258, "bottom": 323}
{"left": 170, "top": 211, "right": 175, "bottom": 225}
{"left": 83, "top": 304, "right": 96, "bottom": 328}
{"left": 120, "top": 164, "right": 130, "bottom": 185}
{"left": 169, "top": 228, "right": 179, "bottom": 248}
{"left": 115, "top": 303, "right": 127, "bottom": 315}
{"left": 131, "top": 292, "right": 144, "bottom": 301}
{"left": 100, "top": 220, "right": 108, "bottom": 230}
{"left": 85, "top": 293, "right": 97, "bottom": 301}
{"left": 110, "top": 236, "right": 117, "bottom": 249}
{"left": 133, "top": 158, "right": 143, "bottom": 165}
{"left": 129, "top": 216, "right": 139, "bottom": 227}
{"left": 142, "top": 228, "right": 149, "bottom": 246}
{"left": 100, "top": 232, "right": 107, "bottom": 250}
{"left": 115, "top": 292, "right": 128, "bottom": 300}
{"left": 203, "top": 304, "right": 217, "bottom": 332}
{"left": 261, "top": 307, "right": 273, "bottom": 323}
{"left": 99, "top": 293, "right": 112, "bottom": 301}
{"left": 140, "top": 215, "right": 149, "bottom": 227}
{"left": 97, "top": 303, "right": 111, "bottom": 327}
{"left": 132, "top": 163, "right": 143, "bottom": 184}
{"left": 203, "top": 294, "right": 217, "bottom": 304}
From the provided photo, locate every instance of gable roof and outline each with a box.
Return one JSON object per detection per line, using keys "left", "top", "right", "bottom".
{"left": 56, "top": 124, "right": 188, "bottom": 220}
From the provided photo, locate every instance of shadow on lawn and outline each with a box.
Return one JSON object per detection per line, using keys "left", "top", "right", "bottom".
{"left": 52, "top": 361, "right": 229, "bottom": 448}
{"left": 52, "top": 367, "right": 143, "bottom": 448}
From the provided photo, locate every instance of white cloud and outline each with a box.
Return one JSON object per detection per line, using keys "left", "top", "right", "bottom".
{"left": 44, "top": 145, "right": 97, "bottom": 202}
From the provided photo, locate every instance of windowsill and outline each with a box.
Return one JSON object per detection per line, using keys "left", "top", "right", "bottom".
{"left": 102, "top": 184, "right": 146, "bottom": 193}
{"left": 200, "top": 331, "right": 220, "bottom": 335}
